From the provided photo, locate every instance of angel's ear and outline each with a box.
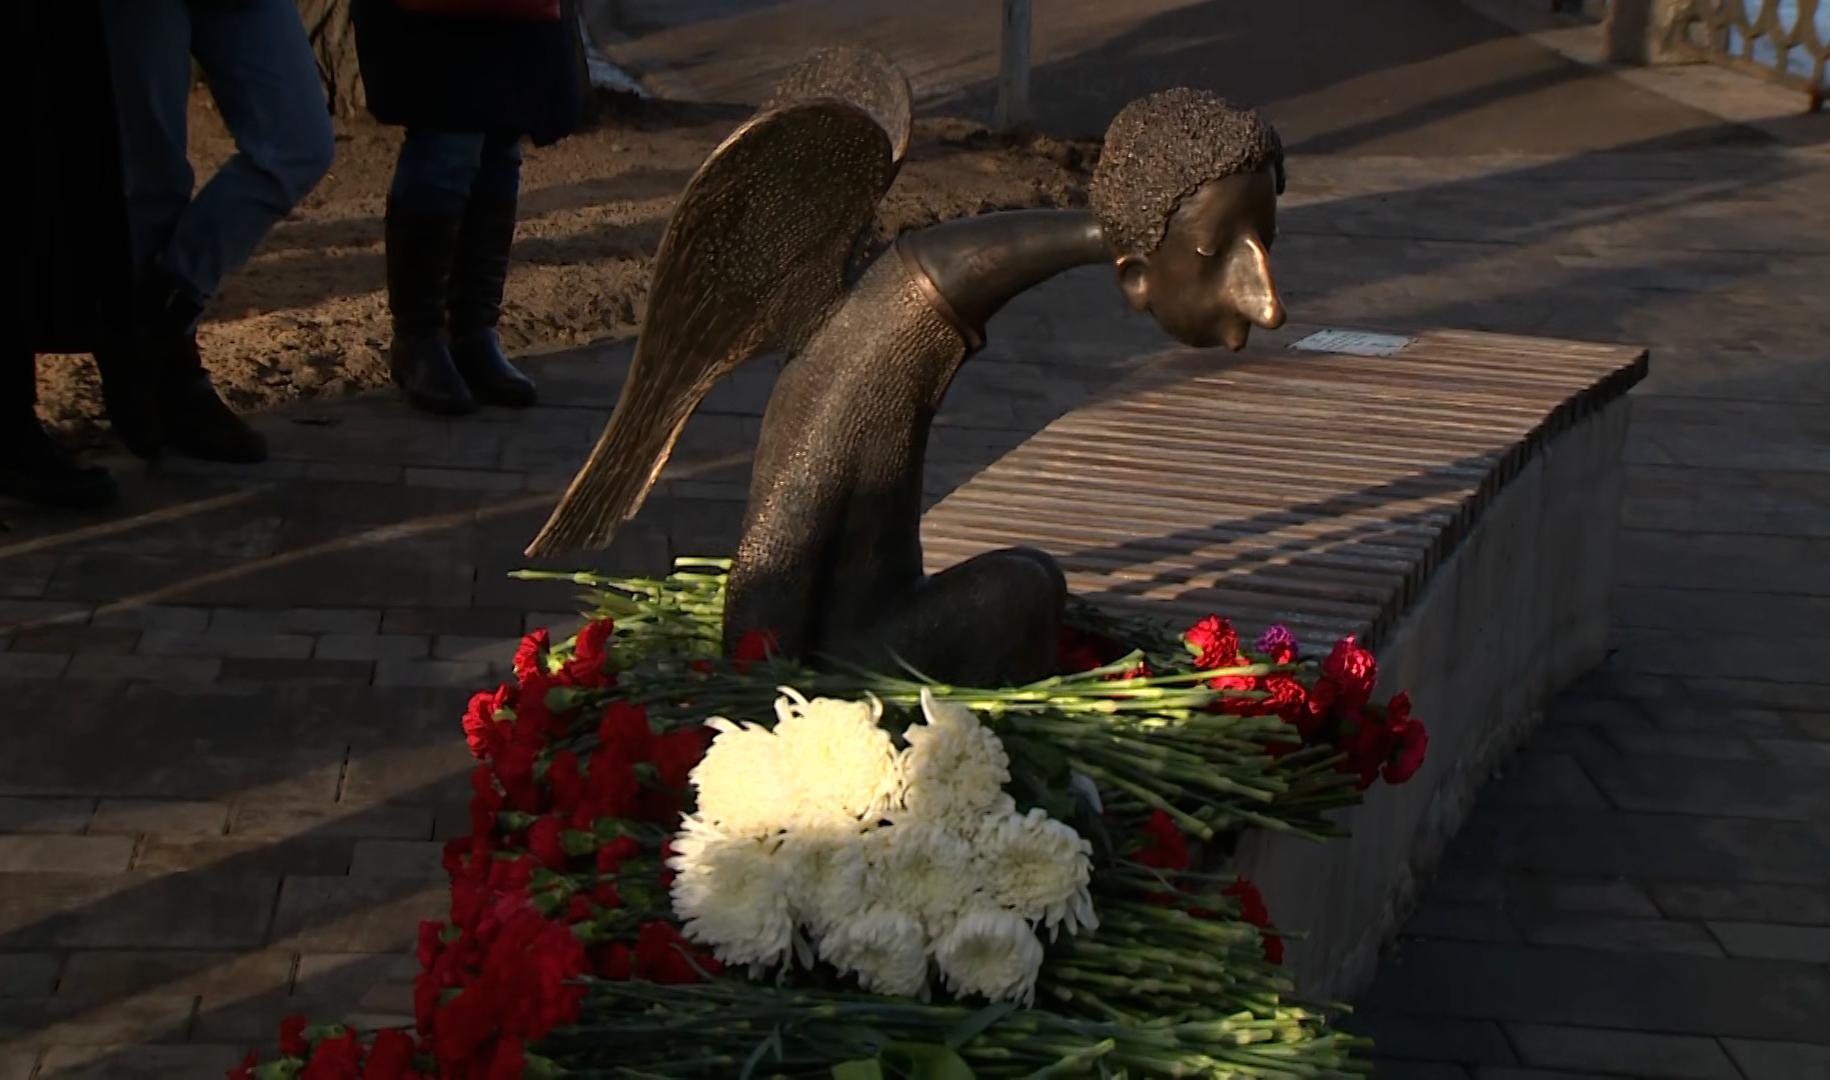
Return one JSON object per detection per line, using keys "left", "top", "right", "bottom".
{"left": 1115, "top": 254, "right": 1151, "bottom": 313}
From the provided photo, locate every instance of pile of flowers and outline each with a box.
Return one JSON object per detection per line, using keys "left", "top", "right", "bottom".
{"left": 674, "top": 688, "right": 1094, "bottom": 1003}
{"left": 233, "top": 558, "right": 1427, "bottom": 1079}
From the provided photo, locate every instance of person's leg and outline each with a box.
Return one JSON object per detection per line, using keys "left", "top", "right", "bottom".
{"left": 168, "top": 0, "right": 335, "bottom": 304}
{"left": 386, "top": 130, "right": 486, "bottom": 416}
{"left": 122, "top": 0, "right": 335, "bottom": 465}
{"left": 94, "top": 0, "right": 198, "bottom": 460}
{"left": 448, "top": 132, "right": 537, "bottom": 408}
{"left": 96, "top": 0, "right": 196, "bottom": 285}
{"left": 0, "top": 353, "right": 118, "bottom": 510}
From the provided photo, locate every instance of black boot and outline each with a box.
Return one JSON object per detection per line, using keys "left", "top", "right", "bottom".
{"left": 91, "top": 267, "right": 200, "bottom": 461}
{"left": 2, "top": 354, "right": 117, "bottom": 509}
{"left": 156, "top": 332, "right": 268, "bottom": 464}
{"left": 448, "top": 194, "right": 537, "bottom": 408}
{"left": 93, "top": 266, "right": 266, "bottom": 464}
{"left": 386, "top": 201, "right": 477, "bottom": 417}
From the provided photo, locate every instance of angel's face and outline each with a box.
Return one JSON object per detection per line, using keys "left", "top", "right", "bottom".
{"left": 1115, "top": 170, "right": 1284, "bottom": 351}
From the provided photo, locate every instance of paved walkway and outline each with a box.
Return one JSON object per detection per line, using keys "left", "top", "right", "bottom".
{"left": 591, "top": 0, "right": 1784, "bottom": 153}
{"left": 7, "top": 8, "right": 1830, "bottom": 1078}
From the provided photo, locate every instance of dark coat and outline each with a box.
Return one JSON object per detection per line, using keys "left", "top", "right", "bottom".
{"left": 351, "top": 0, "right": 587, "bottom": 147}
{"left": 21, "top": 0, "right": 135, "bottom": 356}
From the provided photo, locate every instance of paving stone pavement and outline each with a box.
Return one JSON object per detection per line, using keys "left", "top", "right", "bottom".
{"left": 6, "top": 75, "right": 1830, "bottom": 1080}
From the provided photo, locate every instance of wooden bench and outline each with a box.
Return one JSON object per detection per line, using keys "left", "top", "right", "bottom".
{"left": 921, "top": 326, "right": 1648, "bottom": 998}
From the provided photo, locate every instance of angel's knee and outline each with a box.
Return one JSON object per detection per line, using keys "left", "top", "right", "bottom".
{"left": 974, "top": 547, "right": 1067, "bottom": 629}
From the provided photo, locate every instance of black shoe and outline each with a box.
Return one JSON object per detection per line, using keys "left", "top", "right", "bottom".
{"left": 93, "top": 338, "right": 165, "bottom": 462}
{"left": 158, "top": 369, "right": 269, "bottom": 465}
{"left": 390, "top": 334, "right": 478, "bottom": 416}
{"left": 450, "top": 328, "right": 536, "bottom": 408}
{"left": 0, "top": 422, "right": 118, "bottom": 509}
{"left": 386, "top": 201, "right": 477, "bottom": 417}
{"left": 449, "top": 194, "right": 537, "bottom": 408}
{"left": 95, "top": 264, "right": 209, "bottom": 463}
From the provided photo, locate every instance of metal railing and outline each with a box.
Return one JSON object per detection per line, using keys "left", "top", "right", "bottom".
{"left": 1669, "top": 0, "right": 1828, "bottom": 110}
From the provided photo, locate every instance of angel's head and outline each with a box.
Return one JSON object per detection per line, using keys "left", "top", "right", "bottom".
{"left": 1091, "top": 89, "right": 1286, "bottom": 351}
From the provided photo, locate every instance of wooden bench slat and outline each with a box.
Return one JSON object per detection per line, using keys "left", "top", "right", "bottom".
{"left": 922, "top": 329, "right": 1647, "bottom": 648}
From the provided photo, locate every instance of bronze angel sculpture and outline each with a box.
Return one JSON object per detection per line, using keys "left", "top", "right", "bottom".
{"left": 527, "top": 48, "right": 1287, "bottom": 687}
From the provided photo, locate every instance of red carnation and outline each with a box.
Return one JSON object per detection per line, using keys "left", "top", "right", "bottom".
{"left": 730, "top": 627, "right": 779, "bottom": 673}
{"left": 582, "top": 748, "right": 639, "bottom": 822}
{"left": 485, "top": 1035, "right": 527, "bottom": 1080}
{"left": 228, "top": 1050, "right": 259, "bottom": 1080}
{"left": 596, "top": 834, "right": 641, "bottom": 875}
{"left": 527, "top": 815, "right": 568, "bottom": 870}
{"left": 431, "top": 898, "right": 588, "bottom": 1073}
{"left": 563, "top": 618, "right": 617, "bottom": 688}
{"left": 1261, "top": 932, "right": 1285, "bottom": 966}
{"left": 593, "top": 940, "right": 636, "bottom": 980}
{"left": 1321, "top": 635, "right": 1378, "bottom": 709}
{"left": 512, "top": 670, "right": 562, "bottom": 744}
{"left": 1058, "top": 625, "right": 1117, "bottom": 673}
{"left": 1383, "top": 694, "right": 1429, "bottom": 784}
{"left": 279, "top": 1015, "right": 310, "bottom": 1057}
{"left": 1340, "top": 711, "right": 1395, "bottom": 790}
{"left": 362, "top": 1029, "right": 417, "bottom": 1079}
{"left": 492, "top": 747, "right": 541, "bottom": 815}
{"left": 461, "top": 684, "right": 512, "bottom": 761}
{"left": 1264, "top": 675, "right": 1308, "bottom": 722}
{"left": 651, "top": 725, "right": 710, "bottom": 790}
{"left": 1130, "top": 809, "right": 1190, "bottom": 871}
{"left": 1223, "top": 877, "right": 1271, "bottom": 927}
{"left": 300, "top": 1029, "right": 361, "bottom": 1079}
{"left": 486, "top": 852, "right": 537, "bottom": 896}
{"left": 635, "top": 920, "right": 717, "bottom": 984}
{"left": 417, "top": 920, "right": 444, "bottom": 971}
{"left": 466, "top": 764, "right": 505, "bottom": 840}
{"left": 1183, "top": 615, "right": 1242, "bottom": 670}
{"left": 513, "top": 628, "right": 550, "bottom": 680}
{"left": 546, "top": 749, "right": 586, "bottom": 814}
{"left": 596, "top": 701, "right": 653, "bottom": 762}
{"left": 564, "top": 894, "right": 597, "bottom": 924}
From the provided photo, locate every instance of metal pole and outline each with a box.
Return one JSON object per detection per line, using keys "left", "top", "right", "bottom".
{"left": 994, "top": 0, "right": 1032, "bottom": 133}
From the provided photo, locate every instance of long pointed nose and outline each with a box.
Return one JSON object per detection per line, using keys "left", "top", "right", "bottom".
{"left": 1237, "top": 234, "right": 1285, "bottom": 330}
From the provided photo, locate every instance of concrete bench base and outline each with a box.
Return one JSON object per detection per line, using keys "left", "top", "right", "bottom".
{"left": 1236, "top": 395, "right": 1632, "bottom": 999}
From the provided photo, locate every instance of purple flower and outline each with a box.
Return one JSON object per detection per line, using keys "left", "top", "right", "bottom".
{"left": 1256, "top": 624, "right": 1298, "bottom": 661}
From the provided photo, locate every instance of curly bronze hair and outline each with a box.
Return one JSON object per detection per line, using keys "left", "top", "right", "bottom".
{"left": 1090, "top": 88, "right": 1285, "bottom": 257}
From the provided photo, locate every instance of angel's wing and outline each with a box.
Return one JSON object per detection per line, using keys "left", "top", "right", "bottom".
{"left": 763, "top": 45, "right": 912, "bottom": 173}
{"left": 525, "top": 93, "right": 903, "bottom": 557}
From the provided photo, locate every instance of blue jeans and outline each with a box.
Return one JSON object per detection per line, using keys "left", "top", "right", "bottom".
{"left": 391, "top": 130, "right": 525, "bottom": 217}
{"left": 99, "top": 0, "right": 335, "bottom": 309}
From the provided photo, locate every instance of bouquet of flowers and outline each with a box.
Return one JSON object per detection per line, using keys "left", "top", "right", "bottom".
{"left": 234, "top": 558, "right": 1427, "bottom": 1079}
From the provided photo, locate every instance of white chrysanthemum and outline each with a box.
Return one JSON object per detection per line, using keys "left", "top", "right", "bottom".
{"left": 973, "top": 808, "right": 1097, "bottom": 938}
{"left": 777, "top": 825, "right": 871, "bottom": 936}
{"left": 668, "top": 818, "right": 794, "bottom": 967}
{"left": 933, "top": 907, "right": 1044, "bottom": 1004}
{"left": 860, "top": 820, "right": 979, "bottom": 932}
{"left": 689, "top": 717, "right": 795, "bottom": 839}
{"left": 817, "top": 906, "right": 931, "bottom": 998}
{"left": 772, "top": 689, "right": 903, "bottom": 828}
{"left": 899, "top": 689, "right": 1010, "bottom": 824}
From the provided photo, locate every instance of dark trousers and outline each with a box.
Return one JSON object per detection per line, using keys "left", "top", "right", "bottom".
{"left": 391, "top": 129, "right": 525, "bottom": 216}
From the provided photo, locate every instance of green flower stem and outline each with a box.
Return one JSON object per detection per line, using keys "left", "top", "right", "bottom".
{"left": 1066, "top": 758, "right": 1214, "bottom": 840}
